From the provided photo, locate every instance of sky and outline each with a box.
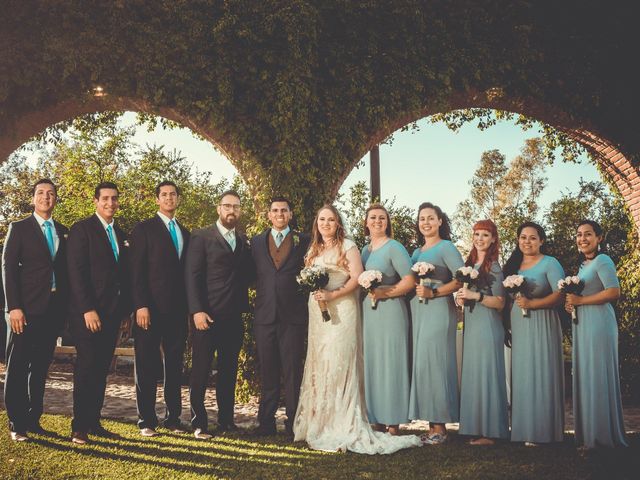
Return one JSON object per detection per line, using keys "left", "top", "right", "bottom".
{"left": 124, "top": 112, "right": 602, "bottom": 217}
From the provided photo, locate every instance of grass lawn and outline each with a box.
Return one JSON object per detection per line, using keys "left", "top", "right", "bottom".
{"left": 1, "top": 412, "right": 638, "bottom": 480}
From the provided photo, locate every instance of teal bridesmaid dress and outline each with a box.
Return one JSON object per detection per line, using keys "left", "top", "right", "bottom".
{"left": 408, "top": 240, "right": 464, "bottom": 423}
{"left": 459, "top": 261, "right": 509, "bottom": 440}
{"left": 361, "top": 239, "right": 412, "bottom": 425}
{"left": 510, "top": 255, "right": 565, "bottom": 443}
{"left": 573, "top": 254, "right": 627, "bottom": 448}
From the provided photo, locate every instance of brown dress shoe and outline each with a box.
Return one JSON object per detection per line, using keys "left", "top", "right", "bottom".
{"left": 71, "top": 431, "right": 89, "bottom": 445}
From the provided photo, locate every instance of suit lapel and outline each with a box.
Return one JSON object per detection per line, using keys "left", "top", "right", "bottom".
{"left": 263, "top": 230, "right": 277, "bottom": 269}
{"left": 212, "top": 225, "right": 233, "bottom": 253}
{"left": 92, "top": 214, "right": 117, "bottom": 265}
{"left": 152, "top": 215, "right": 180, "bottom": 260}
{"left": 28, "top": 215, "right": 53, "bottom": 260}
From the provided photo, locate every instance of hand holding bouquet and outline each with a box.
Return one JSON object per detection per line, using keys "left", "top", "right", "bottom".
{"left": 411, "top": 262, "right": 435, "bottom": 304}
{"left": 503, "top": 274, "right": 528, "bottom": 317}
{"left": 358, "top": 270, "right": 383, "bottom": 309}
{"left": 558, "top": 275, "right": 585, "bottom": 324}
{"left": 455, "top": 266, "right": 480, "bottom": 311}
{"left": 297, "top": 266, "right": 331, "bottom": 321}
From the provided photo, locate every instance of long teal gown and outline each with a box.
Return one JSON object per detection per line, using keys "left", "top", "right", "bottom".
{"left": 408, "top": 240, "right": 464, "bottom": 423}
{"left": 459, "top": 261, "right": 509, "bottom": 440}
{"left": 361, "top": 239, "right": 412, "bottom": 425}
{"left": 573, "top": 254, "right": 627, "bottom": 448}
{"left": 510, "top": 255, "right": 565, "bottom": 443}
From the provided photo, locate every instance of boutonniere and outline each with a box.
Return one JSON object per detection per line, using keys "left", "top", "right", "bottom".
{"left": 124, "top": 240, "right": 130, "bottom": 247}
{"left": 63, "top": 234, "right": 69, "bottom": 239}
{"left": 293, "top": 233, "right": 300, "bottom": 247}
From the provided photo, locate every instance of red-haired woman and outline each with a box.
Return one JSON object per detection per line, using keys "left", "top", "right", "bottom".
{"left": 456, "top": 220, "right": 509, "bottom": 445}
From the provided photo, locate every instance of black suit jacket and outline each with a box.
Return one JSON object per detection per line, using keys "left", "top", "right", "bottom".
{"left": 129, "top": 215, "right": 190, "bottom": 315}
{"left": 185, "top": 225, "right": 252, "bottom": 319}
{"left": 2, "top": 215, "right": 69, "bottom": 318}
{"left": 251, "top": 229, "right": 310, "bottom": 326}
{"left": 67, "top": 214, "right": 131, "bottom": 318}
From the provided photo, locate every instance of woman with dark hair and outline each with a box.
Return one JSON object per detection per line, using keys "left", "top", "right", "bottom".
{"left": 565, "top": 220, "right": 627, "bottom": 449}
{"left": 294, "top": 205, "right": 421, "bottom": 453}
{"left": 456, "top": 220, "right": 509, "bottom": 445}
{"left": 408, "top": 202, "right": 464, "bottom": 444}
{"left": 504, "top": 221, "right": 565, "bottom": 446}
{"left": 360, "top": 204, "right": 414, "bottom": 435}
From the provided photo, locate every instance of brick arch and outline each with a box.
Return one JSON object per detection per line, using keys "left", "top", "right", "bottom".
{"left": 343, "top": 89, "right": 640, "bottom": 235}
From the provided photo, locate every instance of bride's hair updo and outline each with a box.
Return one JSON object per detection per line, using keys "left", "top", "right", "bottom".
{"left": 305, "top": 204, "right": 349, "bottom": 270}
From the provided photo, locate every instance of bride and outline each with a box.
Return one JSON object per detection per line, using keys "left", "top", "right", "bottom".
{"left": 293, "top": 205, "right": 422, "bottom": 454}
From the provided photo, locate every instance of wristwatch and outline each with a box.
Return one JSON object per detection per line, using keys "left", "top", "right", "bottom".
{"left": 431, "top": 287, "right": 439, "bottom": 297}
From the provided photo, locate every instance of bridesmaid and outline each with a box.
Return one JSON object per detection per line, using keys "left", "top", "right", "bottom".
{"left": 503, "top": 221, "right": 565, "bottom": 446}
{"left": 456, "top": 219, "right": 509, "bottom": 445}
{"left": 360, "top": 204, "right": 415, "bottom": 435}
{"left": 409, "top": 202, "right": 464, "bottom": 445}
{"left": 565, "top": 220, "right": 627, "bottom": 448}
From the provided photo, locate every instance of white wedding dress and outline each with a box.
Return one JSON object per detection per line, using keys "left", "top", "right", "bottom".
{"left": 293, "top": 239, "right": 422, "bottom": 454}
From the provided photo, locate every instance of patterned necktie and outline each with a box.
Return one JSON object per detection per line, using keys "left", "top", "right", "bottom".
{"left": 106, "top": 224, "right": 119, "bottom": 261}
{"left": 168, "top": 219, "right": 180, "bottom": 256}
{"left": 275, "top": 231, "right": 284, "bottom": 248}
{"left": 43, "top": 220, "right": 56, "bottom": 290}
{"left": 226, "top": 230, "right": 236, "bottom": 251}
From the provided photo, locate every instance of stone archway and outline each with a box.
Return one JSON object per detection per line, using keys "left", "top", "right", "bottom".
{"left": 339, "top": 89, "right": 640, "bottom": 235}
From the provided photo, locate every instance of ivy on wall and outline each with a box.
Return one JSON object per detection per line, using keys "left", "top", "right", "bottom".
{"left": 1, "top": 0, "right": 638, "bottom": 228}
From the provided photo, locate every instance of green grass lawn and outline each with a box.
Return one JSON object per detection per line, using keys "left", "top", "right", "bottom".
{"left": 1, "top": 412, "right": 638, "bottom": 480}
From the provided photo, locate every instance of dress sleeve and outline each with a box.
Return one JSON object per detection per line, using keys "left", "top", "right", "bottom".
{"left": 411, "top": 248, "right": 420, "bottom": 264}
{"left": 595, "top": 255, "right": 620, "bottom": 289}
{"left": 442, "top": 241, "right": 464, "bottom": 274}
{"left": 488, "top": 262, "right": 505, "bottom": 297}
{"left": 343, "top": 238, "right": 358, "bottom": 254}
{"left": 546, "top": 256, "right": 565, "bottom": 292}
{"left": 389, "top": 240, "right": 412, "bottom": 277}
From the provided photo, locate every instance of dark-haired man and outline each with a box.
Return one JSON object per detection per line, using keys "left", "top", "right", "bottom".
{"left": 129, "top": 181, "right": 190, "bottom": 437}
{"left": 2, "top": 179, "right": 69, "bottom": 441}
{"left": 251, "top": 197, "right": 310, "bottom": 436}
{"left": 185, "top": 190, "right": 252, "bottom": 439}
{"left": 67, "top": 181, "right": 132, "bottom": 444}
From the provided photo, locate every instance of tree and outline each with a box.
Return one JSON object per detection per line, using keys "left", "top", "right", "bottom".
{"left": 453, "top": 138, "right": 548, "bottom": 257}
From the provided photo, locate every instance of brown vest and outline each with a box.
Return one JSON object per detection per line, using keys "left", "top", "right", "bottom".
{"left": 268, "top": 231, "right": 293, "bottom": 270}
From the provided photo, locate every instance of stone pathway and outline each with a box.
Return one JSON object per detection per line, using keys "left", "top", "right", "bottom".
{"left": 1, "top": 360, "right": 639, "bottom": 434}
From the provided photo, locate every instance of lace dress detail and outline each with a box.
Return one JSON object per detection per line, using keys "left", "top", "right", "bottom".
{"left": 293, "top": 239, "right": 422, "bottom": 454}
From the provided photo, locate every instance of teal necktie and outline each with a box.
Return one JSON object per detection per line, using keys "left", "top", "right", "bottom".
{"left": 43, "top": 220, "right": 56, "bottom": 289}
{"left": 226, "top": 231, "right": 236, "bottom": 251}
{"left": 106, "top": 224, "right": 119, "bottom": 261}
{"left": 275, "top": 231, "right": 284, "bottom": 248}
{"left": 168, "top": 219, "right": 180, "bottom": 256}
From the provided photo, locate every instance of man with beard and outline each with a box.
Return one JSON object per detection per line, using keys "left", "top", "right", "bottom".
{"left": 185, "top": 190, "right": 252, "bottom": 439}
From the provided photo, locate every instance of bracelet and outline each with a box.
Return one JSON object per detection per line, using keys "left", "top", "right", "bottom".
{"left": 478, "top": 292, "right": 485, "bottom": 303}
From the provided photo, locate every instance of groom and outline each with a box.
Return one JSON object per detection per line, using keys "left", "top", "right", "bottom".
{"left": 251, "top": 196, "right": 310, "bottom": 436}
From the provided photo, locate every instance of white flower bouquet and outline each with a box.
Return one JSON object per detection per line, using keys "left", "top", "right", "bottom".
{"left": 412, "top": 261, "right": 435, "bottom": 304}
{"left": 358, "top": 270, "right": 383, "bottom": 309}
{"left": 503, "top": 274, "right": 528, "bottom": 317}
{"left": 557, "top": 275, "right": 585, "bottom": 324}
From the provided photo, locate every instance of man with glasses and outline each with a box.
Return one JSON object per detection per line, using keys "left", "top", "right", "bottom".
{"left": 185, "top": 190, "right": 252, "bottom": 439}
{"left": 2, "top": 179, "right": 69, "bottom": 442}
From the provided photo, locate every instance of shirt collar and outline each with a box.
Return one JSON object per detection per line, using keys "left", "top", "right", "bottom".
{"left": 33, "top": 212, "right": 54, "bottom": 227}
{"left": 216, "top": 219, "right": 235, "bottom": 237}
{"left": 157, "top": 211, "right": 177, "bottom": 226}
{"left": 95, "top": 213, "right": 115, "bottom": 229}
{"left": 271, "top": 226, "right": 290, "bottom": 240}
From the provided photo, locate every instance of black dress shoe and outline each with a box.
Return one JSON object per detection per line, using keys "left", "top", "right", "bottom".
{"left": 90, "top": 425, "right": 119, "bottom": 438}
{"left": 163, "top": 421, "right": 188, "bottom": 434}
{"left": 252, "top": 425, "right": 277, "bottom": 436}
{"left": 217, "top": 423, "right": 239, "bottom": 433}
{"left": 29, "top": 423, "right": 53, "bottom": 435}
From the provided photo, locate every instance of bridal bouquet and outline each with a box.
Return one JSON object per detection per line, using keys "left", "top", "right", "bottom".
{"left": 297, "top": 265, "right": 331, "bottom": 322}
{"left": 411, "top": 262, "right": 435, "bottom": 304}
{"left": 503, "top": 274, "right": 528, "bottom": 317}
{"left": 455, "top": 266, "right": 480, "bottom": 311}
{"left": 358, "top": 270, "right": 383, "bottom": 309}
{"left": 557, "top": 275, "right": 585, "bottom": 324}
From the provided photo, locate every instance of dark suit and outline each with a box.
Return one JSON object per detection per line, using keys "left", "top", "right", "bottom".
{"left": 185, "top": 224, "right": 252, "bottom": 431}
{"left": 251, "top": 229, "right": 309, "bottom": 432}
{"left": 67, "top": 214, "right": 132, "bottom": 433}
{"left": 129, "top": 214, "right": 190, "bottom": 429}
{"left": 2, "top": 215, "right": 68, "bottom": 432}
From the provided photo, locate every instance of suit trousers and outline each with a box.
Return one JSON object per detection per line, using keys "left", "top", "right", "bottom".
{"left": 4, "top": 299, "right": 61, "bottom": 432}
{"left": 255, "top": 321, "right": 306, "bottom": 430}
{"left": 70, "top": 312, "right": 122, "bottom": 432}
{"left": 133, "top": 310, "right": 187, "bottom": 429}
{"left": 189, "top": 315, "right": 243, "bottom": 430}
